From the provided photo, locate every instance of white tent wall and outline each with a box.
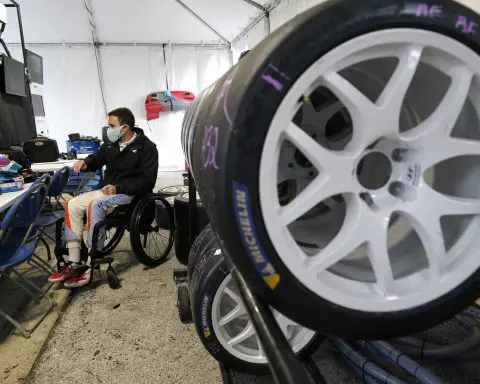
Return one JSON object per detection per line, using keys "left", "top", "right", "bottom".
{"left": 232, "top": 0, "right": 333, "bottom": 56}
{"left": 100, "top": 45, "right": 230, "bottom": 170}
{"left": 10, "top": 46, "right": 106, "bottom": 150}
{"left": 9, "top": 44, "right": 230, "bottom": 170}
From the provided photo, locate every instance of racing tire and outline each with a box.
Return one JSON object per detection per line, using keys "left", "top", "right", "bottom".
{"left": 188, "top": 225, "right": 322, "bottom": 374}
{"left": 173, "top": 193, "right": 209, "bottom": 233}
{"left": 174, "top": 229, "right": 191, "bottom": 266}
{"left": 157, "top": 185, "right": 189, "bottom": 197}
{"left": 183, "top": 0, "right": 480, "bottom": 339}
{"left": 155, "top": 196, "right": 175, "bottom": 230}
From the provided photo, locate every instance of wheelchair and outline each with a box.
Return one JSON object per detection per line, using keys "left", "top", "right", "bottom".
{"left": 54, "top": 193, "right": 175, "bottom": 289}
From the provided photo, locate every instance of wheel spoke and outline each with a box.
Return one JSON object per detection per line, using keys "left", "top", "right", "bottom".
{"left": 284, "top": 122, "right": 355, "bottom": 173}
{"left": 308, "top": 198, "right": 367, "bottom": 271}
{"left": 404, "top": 210, "right": 445, "bottom": 279}
{"left": 377, "top": 45, "right": 423, "bottom": 120}
{"left": 367, "top": 217, "right": 395, "bottom": 297}
{"left": 420, "top": 185, "right": 480, "bottom": 216}
{"left": 219, "top": 305, "right": 246, "bottom": 327}
{"left": 421, "top": 137, "right": 480, "bottom": 169}
{"left": 224, "top": 287, "right": 242, "bottom": 305}
{"left": 279, "top": 172, "right": 352, "bottom": 225}
{"left": 274, "top": 312, "right": 296, "bottom": 339}
{"left": 323, "top": 71, "right": 375, "bottom": 121}
{"left": 322, "top": 71, "right": 381, "bottom": 151}
{"left": 228, "top": 322, "right": 256, "bottom": 347}
{"left": 403, "top": 67, "right": 474, "bottom": 145}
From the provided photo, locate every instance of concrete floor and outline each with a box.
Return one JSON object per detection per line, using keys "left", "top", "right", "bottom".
{"left": 28, "top": 238, "right": 221, "bottom": 384}
{"left": 2, "top": 172, "right": 480, "bottom": 384}
{"left": 0, "top": 244, "right": 70, "bottom": 384}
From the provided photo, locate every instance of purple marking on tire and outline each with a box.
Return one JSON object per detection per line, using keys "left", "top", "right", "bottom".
{"left": 415, "top": 4, "right": 442, "bottom": 18}
{"left": 261, "top": 74, "right": 284, "bottom": 91}
{"left": 456, "top": 16, "right": 478, "bottom": 35}
{"left": 202, "top": 125, "right": 220, "bottom": 170}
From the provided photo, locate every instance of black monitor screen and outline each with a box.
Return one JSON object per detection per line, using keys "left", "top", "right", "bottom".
{"left": 2, "top": 56, "right": 27, "bottom": 97}
{"left": 26, "top": 50, "right": 43, "bottom": 85}
{"left": 32, "top": 94, "right": 45, "bottom": 117}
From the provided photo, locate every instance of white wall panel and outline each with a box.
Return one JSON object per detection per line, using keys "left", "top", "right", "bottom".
{"left": 12, "top": 46, "right": 104, "bottom": 152}
{"left": 13, "top": 44, "right": 229, "bottom": 170}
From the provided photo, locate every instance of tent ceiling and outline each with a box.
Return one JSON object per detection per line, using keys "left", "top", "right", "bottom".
{"left": 1, "top": 0, "right": 270, "bottom": 45}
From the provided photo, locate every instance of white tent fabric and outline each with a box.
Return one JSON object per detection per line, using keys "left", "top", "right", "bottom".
{"left": 10, "top": 44, "right": 229, "bottom": 169}
{"left": 4, "top": 0, "right": 478, "bottom": 171}
{"left": 232, "top": 0, "right": 480, "bottom": 57}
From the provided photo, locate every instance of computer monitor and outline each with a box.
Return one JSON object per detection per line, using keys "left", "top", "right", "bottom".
{"left": 2, "top": 55, "right": 26, "bottom": 97}
{"left": 25, "top": 50, "right": 43, "bottom": 85}
{"left": 31, "top": 94, "right": 45, "bottom": 117}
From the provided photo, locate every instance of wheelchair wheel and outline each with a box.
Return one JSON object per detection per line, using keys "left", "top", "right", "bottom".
{"left": 130, "top": 195, "right": 175, "bottom": 267}
{"left": 102, "top": 226, "right": 125, "bottom": 255}
{"left": 107, "top": 266, "right": 121, "bottom": 289}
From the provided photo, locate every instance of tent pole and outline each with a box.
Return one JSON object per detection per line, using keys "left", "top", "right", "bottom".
{"left": 239, "top": 0, "right": 265, "bottom": 11}
{"left": 7, "top": 42, "right": 230, "bottom": 49}
{"left": 231, "top": 0, "right": 282, "bottom": 47}
{"left": 171, "top": 0, "right": 230, "bottom": 44}
{"left": 265, "top": 10, "right": 271, "bottom": 35}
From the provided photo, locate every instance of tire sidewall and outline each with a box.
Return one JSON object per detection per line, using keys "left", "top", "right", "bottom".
{"left": 191, "top": 251, "right": 272, "bottom": 374}
{"left": 207, "top": 0, "right": 480, "bottom": 337}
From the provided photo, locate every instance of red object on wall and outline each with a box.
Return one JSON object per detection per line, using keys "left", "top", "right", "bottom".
{"left": 145, "top": 94, "right": 165, "bottom": 121}
{"left": 145, "top": 90, "right": 196, "bottom": 121}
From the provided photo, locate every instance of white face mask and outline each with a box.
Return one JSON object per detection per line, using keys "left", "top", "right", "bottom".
{"left": 107, "top": 125, "right": 125, "bottom": 143}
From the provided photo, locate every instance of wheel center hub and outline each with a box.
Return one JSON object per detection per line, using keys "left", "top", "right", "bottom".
{"left": 356, "top": 140, "right": 424, "bottom": 209}
{"left": 356, "top": 151, "right": 392, "bottom": 190}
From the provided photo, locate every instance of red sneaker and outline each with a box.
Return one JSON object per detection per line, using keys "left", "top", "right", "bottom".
{"left": 63, "top": 268, "right": 92, "bottom": 289}
{"left": 48, "top": 265, "right": 72, "bottom": 283}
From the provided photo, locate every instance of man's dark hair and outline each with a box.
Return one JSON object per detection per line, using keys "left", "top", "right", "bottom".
{"left": 108, "top": 107, "right": 135, "bottom": 129}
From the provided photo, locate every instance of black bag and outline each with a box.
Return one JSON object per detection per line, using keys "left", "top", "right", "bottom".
{"left": 23, "top": 137, "right": 60, "bottom": 163}
{"left": 0, "top": 146, "right": 31, "bottom": 169}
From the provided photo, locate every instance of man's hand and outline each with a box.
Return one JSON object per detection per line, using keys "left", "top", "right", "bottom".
{"left": 72, "top": 160, "right": 87, "bottom": 173}
{"left": 101, "top": 185, "right": 117, "bottom": 195}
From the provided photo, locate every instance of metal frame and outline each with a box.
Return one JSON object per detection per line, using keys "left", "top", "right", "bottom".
{"left": 7, "top": 42, "right": 231, "bottom": 49}
{"left": 4, "top": 1, "right": 27, "bottom": 64}
{"left": 186, "top": 173, "right": 326, "bottom": 384}
{"left": 172, "top": 0, "right": 230, "bottom": 45}
{"left": 240, "top": 0, "right": 266, "bottom": 11}
{"left": 82, "top": 0, "right": 107, "bottom": 115}
{"left": 231, "top": 0, "right": 281, "bottom": 46}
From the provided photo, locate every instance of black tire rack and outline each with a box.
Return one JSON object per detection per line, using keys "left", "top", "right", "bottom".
{"left": 185, "top": 171, "right": 325, "bottom": 384}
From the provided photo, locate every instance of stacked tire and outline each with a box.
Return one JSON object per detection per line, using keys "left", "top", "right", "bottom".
{"left": 174, "top": 192, "right": 209, "bottom": 265}
{"left": 188, "top": 225, "right": 321, "bottom": 373}
{"left": 182, "top": 0, "right": 480, "bottom": 339}
{"left": 155, "top": 185, "right": 188, "bottom": 230}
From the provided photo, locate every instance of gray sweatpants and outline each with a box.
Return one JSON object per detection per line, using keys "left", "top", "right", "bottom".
{"left": 65, "top": 190, "right": 133, "bottom": 252}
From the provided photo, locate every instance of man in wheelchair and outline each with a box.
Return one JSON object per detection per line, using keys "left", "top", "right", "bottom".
{"left": 49, "top": 107, "right": 159, "bottom": 288}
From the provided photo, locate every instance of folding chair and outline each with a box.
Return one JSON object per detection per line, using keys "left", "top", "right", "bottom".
{"left": 33, "top": 167, "right": 70, "bottom": 272}
{"left": 0, "top": 182, "right": 55, "bottom": 338}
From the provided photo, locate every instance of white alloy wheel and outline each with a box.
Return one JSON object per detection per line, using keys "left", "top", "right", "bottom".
{"left": 211, "top": 273, "right": 316, "bottom": 364}
{"left": 259, "top": 28, "right": 480, "bottom": 313}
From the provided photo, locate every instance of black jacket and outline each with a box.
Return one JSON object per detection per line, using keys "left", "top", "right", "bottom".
{"left": 84, "top": 128, "right": 158, "bottom": 196}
